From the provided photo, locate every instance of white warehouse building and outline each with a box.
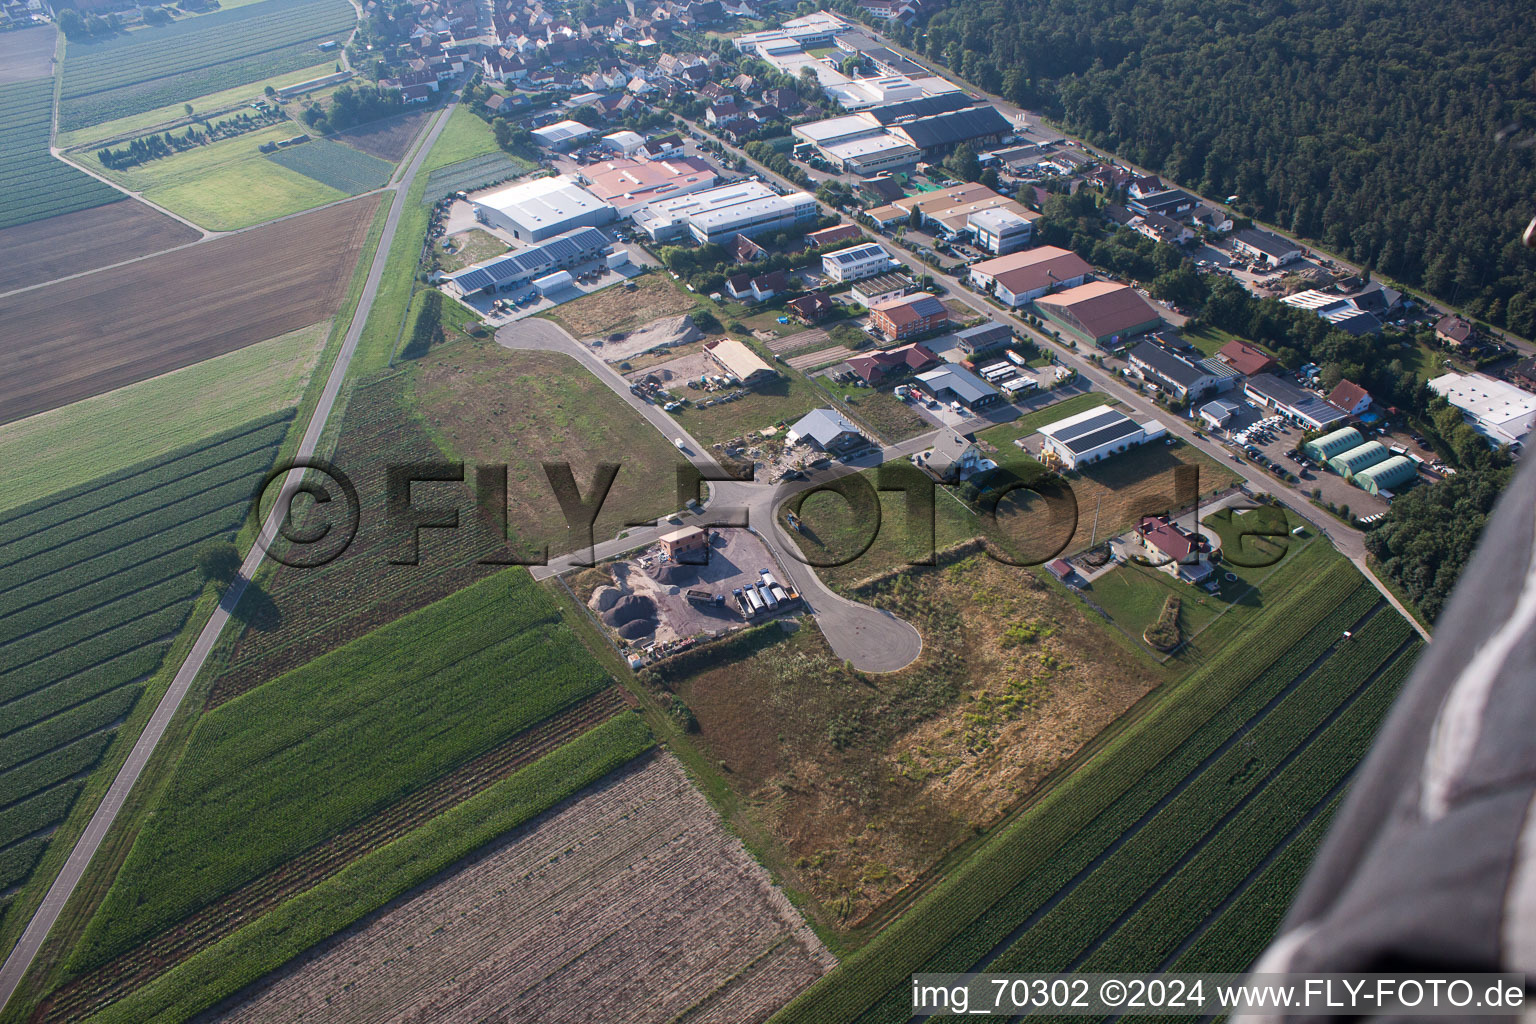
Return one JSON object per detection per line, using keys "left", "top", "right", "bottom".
{"left": 1036, "top": 405, "right": 1166, "bottom": 470}
{"left": 822, "top": 242, "right": 899, "bottom": 283}
{"left": 633, "top": 182, "right": 817, "bottom": 244}
{"left": 1428, "top": 371, "right": 1536, "bottom": 448}
{"left": 472, "top": 175, "right": 616, "bottom": 242}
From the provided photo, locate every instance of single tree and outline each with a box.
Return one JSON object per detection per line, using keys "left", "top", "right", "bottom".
{"left": 196, "top": 541, "right": 242, "bottom": 583}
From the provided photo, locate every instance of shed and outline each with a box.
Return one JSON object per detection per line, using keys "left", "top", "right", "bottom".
{"left": 660, "top": 525, "right": 709, "bottom": 562}
{"left": 533, "top": 269, "right": 574, "bottom": 294}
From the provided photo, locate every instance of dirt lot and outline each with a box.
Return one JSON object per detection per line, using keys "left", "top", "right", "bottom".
{"left": 652, "top": 553, "right": 1163, "bottom": 929}
{"left": 0, "top": 199, "right": 200, "bottom": 293}
{"left": 0, "top": 24, "right": 54, "bottom": 83}
{"left": 0, "top": 193, "right": 380, "bottom": 424}
{"left": 211, "top": 755, "right": 833, "bottom": 1024}
{"left": 624, "top": 346, "right": 711, "bottom": 387}
{"left": 596, "top": 312, "right": 701, "bottom": 363}
{"left": 330, "top": 109, "right": 434, "bottom": 162}
{"left": 544, "top": 272, "right": 696, "bottom": 338}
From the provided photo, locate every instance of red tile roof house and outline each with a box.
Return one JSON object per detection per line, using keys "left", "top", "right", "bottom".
{"left": 869, "top": 293, "right": 949, "bottom": 342}
{"left": 1135, "top": 515, "right": 1215, "bottom": 583}
{"left": 1216, "top": 338, "right": 1278, "bottom": 377}
{"left": 1327, "top": 379, "right": 1372, "bottom": 416}
{"left": 847, "top": 342, "right": 937, "bottom": 384}
{"left": 787, "top": 290, "right": 835, "bottom": 323}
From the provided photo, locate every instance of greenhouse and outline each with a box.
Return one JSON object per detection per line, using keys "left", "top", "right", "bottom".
{"left": 1303, "top": 426, "right": 1365, "bottom": 461}
{"left": 1354, "top": 455, "right": 1418, "bottom": 495}
{"left": 1329, "top": 441, "right": 1390, "bottom": 477}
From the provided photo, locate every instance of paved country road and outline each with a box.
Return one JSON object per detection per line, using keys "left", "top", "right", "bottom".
{"left": 0, "top": 96, "right": 462, "bottom": 1016}
{"left": 498, "top": 317, "right": 923, "bottom": 672}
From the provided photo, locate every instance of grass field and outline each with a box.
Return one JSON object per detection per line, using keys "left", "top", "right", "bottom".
{"left": 265, "top": 137, "right": 393, "bottom": 193}
{"left": 54, "top": 62, "right": 336, "bottom": 150}
{"left": 418, "top": 106, "right": 504, "bottom": 176}
{"left": 0, "top": 322, "right": 329, "bottom": 514}
{"left": 79, "top": 121, "right": 348, "bottom": 230}
{"left": 541, "top": 271, "right": 698, "bottom": 338}
{"left": 68, "top": 569, "right": 618, "bottom": 974}
{"left": 438, "top": 227, "right": 509, "bottom": 272}
{"left": 671, "top": 362, "right": 826, "bottom": 448}
{"left": 406, "top": 341, "right": 689, "bottom": 554}
{"left": 768, "top": 558, "right": 1422, "bottom": 1023}
{"left": 58, "top": 0, "right": 356, "bottom": 131}
{"left": 0, "top": 79, "right": 125, "bottom": 231}
{"left": 0, "top": 413, "right": 291, "bottom": 907}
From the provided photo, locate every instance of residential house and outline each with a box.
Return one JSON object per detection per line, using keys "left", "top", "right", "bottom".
{"left": 915, "top": 429, "right": 983, "bottom": 481}
{"left": 848, "top": 341, "right": 936, "bottom": 384}
{"left": 1216, "top": 338, "right": 1277, "bottom": 377}
{"left": 869, "top": 293, "right": 948, "bottom": 341}
{"left": 1435, "top": 314, "right": 1476, "bottom": 348}
{"left": 787, "top": 408, "right": 866, "bottom": 454}
{"left": 1326, "top": 379, "right": 1372, "bottom": 417}
{"left": 1136, "top": 515, "right": 1214, "bottom": 583}
{"left": 787, "top": 290, "right": 836, "bottom": 324}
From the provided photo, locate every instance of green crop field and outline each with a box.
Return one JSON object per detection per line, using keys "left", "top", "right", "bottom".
{"left": 58, "top": 0, "right": 356, "bottom": 131}
{"left": 420, "top": 150, "right": 534, "bottom": 202}
{"left": 0, "top": 413, "right": 291, "bottom": 903}
{"left": 0, "top": 79, "right": 126, "bottom": 230}
{"left": 769, "top": 559, "right": 1422, "bottom": 1024}
{"left": 69, "top": 568, "right": 617, "bottom": 974}
{"left": 266, "top": 137, "right": 393, "bottom": 194}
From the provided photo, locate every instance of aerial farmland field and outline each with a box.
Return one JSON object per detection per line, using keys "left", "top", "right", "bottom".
{"left": 0, "top": 192, "right": 380, "bottom": 424}
{"left": 0, "top": 413, "right": 291, "bottom": 929}
{"left": 0, "top": 79, "right": 126, "bottom": 231}
{"left": 57, "top": 0, "right": 357, "bottom": 131}
{"left": 329, "top": 109, "right": 435, "bottom": 162}
{"left": 0, "top": 24, "right": 56, "bottom": 84}
{"left": 0, "top": 200, "right": 200, "bottom": 295}
{"left": 206, "top": 755, "right": 833, "bottom": 1024}
{"left": 266, "top": 138, "right": 394, "bottom": 194}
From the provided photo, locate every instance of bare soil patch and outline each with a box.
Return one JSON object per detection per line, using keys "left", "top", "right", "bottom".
{"left": 594, "top": 312, "right": 700, "bottom": 363}
{"left": 545, "top": 273, "right": 696, "bottom": 338}
{"left": 651, "top": 554, "right": 1162, "bottom": 929}
{"left": 787, "top": 345, "right": 855, "bottom": 371}
{"left": 0, "top": 25, "right": 55, "bottom": 83}
{"left": 210, "top": 755, "right": 833, "bottom": 1024}
{"left": 766, "top": 328, "right": 829, "bottom": 354}
{"left": 0, "top": 194, "right": 380, "bottom": 424}
{"left": 330, "top": 109, "right": 433, "bottom": 162}
{"left": 0, "top": 199, "right": 200, "bottom": 293}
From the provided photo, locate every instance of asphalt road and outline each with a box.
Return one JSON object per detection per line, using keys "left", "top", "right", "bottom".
{"left": 498, "top": 316, "right": 924, "bottom": 672}
{"left": 0, "top": 96, "right": 462, "bottom": 1016}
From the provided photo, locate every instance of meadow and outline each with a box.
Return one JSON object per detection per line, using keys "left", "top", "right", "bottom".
{"left": 0, "top": 414, "right": 291, "bottom": 905}
{"left": 57, "top": 0, "right": 356, "bottom": 131}
{"left": 768, "top": 560, "right": 1421, "bottom": 1023}
{"left": 266, "top": 137, "right": 393, "bottom": 194}
{"left": 0, "top": 322, "right": 329, "bottom": 514}
{"left": 0, "top": 79, "right": 124, "bottom": 230}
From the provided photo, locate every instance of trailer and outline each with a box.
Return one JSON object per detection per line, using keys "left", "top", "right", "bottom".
{"left": 744, "top": 587, "right": 764, "bottom": 615}
{"left": 1006, "top": 349, "right": 1028, "bottom": 366}
{"left": 758, "top": 582, "right": 779, "bottom": 611}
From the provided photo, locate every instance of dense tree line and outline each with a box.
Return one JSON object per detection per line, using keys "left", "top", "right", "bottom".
{"left": 301, "top": 84, "right": 406, "bottom": 134}
{"left": 879, "top": 0, "right": 1536, "bottom": 337}
{"left": 1364, "top": 463, "right": 1513, "bottom": 622}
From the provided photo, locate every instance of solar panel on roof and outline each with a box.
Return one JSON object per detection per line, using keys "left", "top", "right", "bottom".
{"left": 1059, "top": 418, "right": 1142, "bottom": 454}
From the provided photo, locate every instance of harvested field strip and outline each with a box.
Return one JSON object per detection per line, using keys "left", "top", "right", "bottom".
{"left": 0, "top": 194, "right": 380, "bottom": 424}
{"left": 69, "top": 569, "right": 608, "bottom": 972}
{"left": 1077, "top": 642, "right": 1421, "bottom": 977}
{"left": 786, "top": 345, "right": 855, "bottom": 371}
{"left": 266, "top": 138, "right": 393, "bottom": 194}
{"left": 76, "top": 716, "right": 655, "bottom": 1024}
{"left": 330, "top": 110, "right": 433, "bottom": 162}
{"left": 984, "top": 610, "right": 1414, "bottom": 974}
{"left": 770, "top": 561, "right": 1372, "bottom": 1024}
{"left": 0, "top": 79, "right": 123, "bottom": 231}
{"left": 202, "top": 753, "right": 829, "bottom": 1024}
{"left": 0, "top": 413, "right": 288, "bottom": 911}
{"left": 0, "top": 201, "right": 199, "bottom": 294}
{"left": 766, "top": 328, "right": 829, "bottom": 354}
{"left": 41, "top": 688, "right": 630, "bottom": 1024}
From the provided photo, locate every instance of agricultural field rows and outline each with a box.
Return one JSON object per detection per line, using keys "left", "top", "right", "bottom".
{"left": 420, "top": 152, "right": 532, "bottom": 203}
{"left": 0, "top": 79, "right": 125, "bottom": 231}
{"left": 0, "top": 193, "right": 380, "bottom": 423}
{"left": 58, "top": 0, "right": 356, "bottom": 130}
{"left": 266, "top": 138, "right": 393, "bottom": 194}
{"left": 42, "top": 688, "right": 631, "bottom": 1023}
{"left": 69, "top": 569, "right": 608, "bottom": 974}
{"left": 0, "top": 413, "right": 291, "bottom": 903}
{"left": 768, "top": 561, "right": 1376, "bottom": 1024}
{"left": 205, "top": 754, "right": 832, "bottom": 1024}
{"left": 76, "top": 716, "right": 656, "bottom": 1024}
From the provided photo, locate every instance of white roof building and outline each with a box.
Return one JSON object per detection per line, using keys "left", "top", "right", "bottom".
{"left": 601, "top": 130, "right": 645, "bottom": 154}
{"left": 633, "top": 181, "right": 816, "bottom": 244}
{"left": 1428, "top": 372, "right": 1536, "bottom": 447}
{"left": 1037, "top": 405, "right": 1157, "bottom": 470}
{"left": 472, "top": 175, "right": 616, "bottom": 241}
{"left": 530, "top": 119, "right": 597, "bottom": 148}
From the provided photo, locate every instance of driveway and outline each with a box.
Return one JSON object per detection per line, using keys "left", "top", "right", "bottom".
{"left": 501, "top": 316, "right": 924, "bottom": 672}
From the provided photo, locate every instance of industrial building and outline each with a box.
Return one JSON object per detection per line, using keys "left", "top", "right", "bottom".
{"left": 1199, "top": 398, "right": 1242, "bottom": 430}
{"left": 1428, "top": 371, "right": 1536, "bottom": 447}
{"left": 870, "top": 293, "right": 949, "bottom": 341}
{"left": 633, "top": 182, "right": 817, "bottom": 244}
{"left": 953, "top": 321, "right": 1013, "bottom": 357}
{"left": 1231, "top": 227, "right": 1303, "bottom": 267}
{"left": 914, "top": 362, "right": 999, "bottom": 410}
{"left": 1354, "top": 457, "right": 1418, "bottom": 496}
{"left": 1035, "top": 281, "right": 1163, "bottom": 347}
{"left": 1243, "top": 374, "right": 1350, "bottom": 430}
{"left": 968, "top": 207, "right": 1037, "bottom": 254}
{"left": 1126, "top": 339, "right": 1237, "bottom": 401}
{"left": 822, "top": 241, "right": 898, "bottom": 283}
{"left": 439, "top": 227, "right": 612, "bottom": 297}
{"left": 819, "top": 134, "right": 920, "bottom": 175}
{"left": 530, "top": 119, "right": 597, "bottom": 150}
{"left": 968, "top": 246, "right": 1093, "bottom": 307}
{"left": 472, "top": 175, "right": 616, "bottom": 241}
{"left": 1280, "top": 289, "right": 1383, "bottom": 336}
{"left": 577, "top": 156, "right": 717, "bottom": 215}
{"left": 703, "top": 337, "right": 777, "bottom": 386}
{"left": 1036, "top": 405, "right": 1165, "bottom": 469}
{"left": 850, "top": 272, "right": 914, "bottom": 308}
{"left": 734, "top": 11, "right": 849, "bottom": 52}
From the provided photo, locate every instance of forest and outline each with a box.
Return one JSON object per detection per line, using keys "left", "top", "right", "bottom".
{"left": 869, "top": 0, "right": 1536, "bottom": 338}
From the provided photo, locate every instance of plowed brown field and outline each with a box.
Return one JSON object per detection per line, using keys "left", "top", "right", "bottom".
{"left": 211, "top": 755, "right": 834, "bottom": 1024}
{"left": 0, "top": 194, "right": 379, "bottom": 424}
{"left": 0, "top": 199, "right": 200, "bottom": 294}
